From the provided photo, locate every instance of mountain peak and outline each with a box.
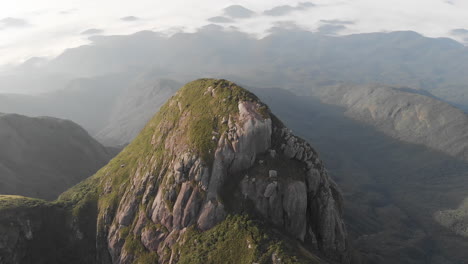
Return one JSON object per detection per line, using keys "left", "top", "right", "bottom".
{"left": 1, "top": 79, "right": 351, "bottom": 263}
{"left": 162, "top": 78, "right": 269, "bottom": 163}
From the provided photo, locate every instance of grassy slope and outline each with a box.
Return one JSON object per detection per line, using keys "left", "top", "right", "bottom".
{"left": 0, "top": 195, "right": 47, "bottom": 210}
{"left": 176, "top": 215, "right": 324, "bottom": 264}
{"left": 58, "top": 78, "right": 266, "bottom": 213}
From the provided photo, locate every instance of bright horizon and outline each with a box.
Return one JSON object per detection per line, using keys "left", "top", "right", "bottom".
{"left": 1, "top": 0, "right": 468, "bottom": 68}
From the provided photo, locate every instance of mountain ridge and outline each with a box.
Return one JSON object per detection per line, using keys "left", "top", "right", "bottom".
{"left": 2, "top": 28, "right": 468, "bottom": 110}
{"left": 0, "top": 113, "right": 115, "bottom": 200}
{"left": 312, "top": 83, "right": 468, "bottom": 161}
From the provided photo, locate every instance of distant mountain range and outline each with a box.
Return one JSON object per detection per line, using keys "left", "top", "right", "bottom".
{"left": 1, "top": 28, "right": 468, "bottom": 263}
{"left": 2, "top": 28, "right": 467, "bottom": 108}
{"left": 1, "top": 28, "right": 468, "bottom": 146}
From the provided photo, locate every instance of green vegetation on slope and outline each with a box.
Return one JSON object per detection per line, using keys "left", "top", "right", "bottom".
{"left": 0, "top": 195, "right": 47, "bottom": 210}
{"left": 0, "top": 113, "right": 113, "bottom": 201}
{"left": 49, "top": 79, "right": 272, "bottom": 261}
{"left": 58, "top": 79, "right": 266, "bottom": 217}
{"left": 175, "top": 78, "right": 268, "bottom": 164}
{"left": 0, "top": 196, "right": 98, "bottom": 264}
{"left": 123, "top": 233, "right": 160, "bottom": 264}
{"left": 176, "top": 215, "right": 320, "bottom": 264}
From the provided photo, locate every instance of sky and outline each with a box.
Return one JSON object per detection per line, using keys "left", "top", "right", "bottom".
{"left": 1, "top": 0, "right": 468, "bottom": 68}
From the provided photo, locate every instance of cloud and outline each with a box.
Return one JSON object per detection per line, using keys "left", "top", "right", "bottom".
{"left": 264, "top": 2, "right": 315, "bottom": 16}
{"left": 2, "top": 0, "right": 468, "bottom": 68}
{"left": 223, "top": 5, "right": 255, "bottom": 19}
{"left": 264, "top": 5, "right": 296, "bottom": 16}
{"left": 316, "top": 18, "right": 354, "bottom": 35}
{"left": 208, "top": 16, "right": 234, "bottom": 24}
{"left": 317, "top": 24, "right": 346, "bottom": 35}
{"left": 199, "top": 24, "right": 224, "bottom": 32}
{"left": 59, "top": 9, "right": 78, "bottom": 15}
{"left": 81, "top": 28, "right": 104, "bottom": 35}
{"left": 451, "top": 28, "right": 468, "bottom": 44}
{"left": 0, "top": 17, "right": 30, "bottom": 29}
{"left": 21, "top": 57, "right": 48, "bottom": 68}
{"left": 120, "top": 16, "right": 140, "bottom": 22}
{"left": 320, "top": 19, "right": 354, "bottom": 25}
{"left": 451, "top": 28, "right": 468, "bottom": 35}
{"left": 268, "top": 21, "right": 305, "bottom": 33}
{"left": 297, "top": 2, "right": 316, "bottom": 9}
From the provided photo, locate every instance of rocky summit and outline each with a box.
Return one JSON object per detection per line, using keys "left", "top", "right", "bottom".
{"left": 0, "top": 79, "right": 350, "bottom": 264}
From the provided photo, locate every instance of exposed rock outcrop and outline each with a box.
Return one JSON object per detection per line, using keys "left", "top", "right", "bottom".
{"left": 0, "top": 79, "right": 351, "bottom": 264}
{"left": 434, "top": 197, "right": 468, "bottom": 238}
{"left": 99, "top": 79, "right": 349, "bottom": 263}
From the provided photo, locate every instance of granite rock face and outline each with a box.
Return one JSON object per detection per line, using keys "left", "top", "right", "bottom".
{"left": 101, "top": 80, "right": 350, "bottom": 263}
{"left": 0, "top": 79, "right": 351, "bottom": 264}
{"left": 239, "top": 126, "right": 348, "bottom": 260}
{"left": 434, "top": 197, "right": 468, "bottom": 238}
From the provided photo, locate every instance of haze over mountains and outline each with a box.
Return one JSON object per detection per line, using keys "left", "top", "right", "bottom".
{"left": 95, "top": 77, "right": 181, "bottom": 146}
{"left": 1, "top": 27, "right": 468, "bottom": 147}
{"left": 2, "top": 21, "right": 468, "bottom": 263}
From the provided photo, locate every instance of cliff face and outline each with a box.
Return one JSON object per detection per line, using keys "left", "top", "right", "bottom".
{"left": 0, "top": 196, "right": 97, "bottom": 264}
{"left": 0, "top": 79, "right": 350, "bottom": 263}
{"left": 435, "top": 197, "right": 468, "bottom": 238}
{"left": 99, "top": 79, "right": 349, "bottom": 263}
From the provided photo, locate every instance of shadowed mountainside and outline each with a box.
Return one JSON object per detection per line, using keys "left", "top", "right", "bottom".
{"left": 0, "top": 113, "right": 115, "bottom": 200}
{"left": 311, "top": 84, "right": 468, "bottom": 161}
{"left": 252, "top": 87, "right": 468, "bottom": 264}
